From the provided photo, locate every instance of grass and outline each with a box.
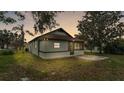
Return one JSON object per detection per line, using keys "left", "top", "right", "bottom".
{"left": 0, "top": 51, "right": 124, "bottom": 80}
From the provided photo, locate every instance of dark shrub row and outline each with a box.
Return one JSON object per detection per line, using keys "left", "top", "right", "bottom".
{"left": 104, "top": 41, "right": 124, "bottom": 55}
{"left": 0, "top": 49, "right": 15, "bottom": 55}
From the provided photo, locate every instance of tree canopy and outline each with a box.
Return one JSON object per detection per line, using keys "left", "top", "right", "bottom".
{"left": 0, "top": 29, "right": 22, "bottom": 49}
{"left": 77, "top": 11, "right": 124, "bottom": 53}
{"left": 0, "top": 11, "right": 59, "bottom": 49}
{"left": 32, "top": 11, "right": 59, "bottom": 33}
{"left": 0, "top": 12, "right": 26, "bottom": 49}
{"left": 0, "top": 12, "right": 16, "bottom": 24}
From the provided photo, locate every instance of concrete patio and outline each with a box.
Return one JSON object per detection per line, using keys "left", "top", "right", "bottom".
{"left": 78, "top": 55, "right": 109, "bottom": 61}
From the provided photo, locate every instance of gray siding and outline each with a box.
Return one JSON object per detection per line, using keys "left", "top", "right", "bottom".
{"left": 39, "top": 40, "right": 68, "bottom": 52}
{"left": 39, "top": 50, "right": 84, "bottom": 59}
{"left": 39, "top": 51, "right": 70, "bottom": 59}
{"left": 28, "top": 40, "right": 38, "bottom": 56}
{"left": 39, "top": 40, "right": 46, "bottom": 51}
{"left": 74, "top": 50, "right": 84, "bottom": 55}
{"left": 28, "top": 40, "right": 84, "bottom": 59}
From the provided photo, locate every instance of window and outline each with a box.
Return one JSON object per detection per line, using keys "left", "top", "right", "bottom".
{"left": 54, "top": 43, "right": 60, "bottom": 48}
{"left": 74, "top": 43, "right": 80, "bottom": 49}
{"left": 74, "top": 43, "right": 83, "bottom": 50}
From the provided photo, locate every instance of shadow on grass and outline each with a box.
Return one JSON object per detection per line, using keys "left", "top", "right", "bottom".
{"left": 0, "top": 51, "right": 124, "bottom": 81}
{"left": 0, "top": 52, "right": 48, "bottom": 81}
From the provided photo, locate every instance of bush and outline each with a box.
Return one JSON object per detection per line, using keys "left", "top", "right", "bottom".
{"left": 0, "top": 49, "right": 14, "bottom": 55}
{"left": 25, "top": 48, "right": 29, "bottom": 52}
{"left": 104, "top": 41, "right": 124, "bottom": 55}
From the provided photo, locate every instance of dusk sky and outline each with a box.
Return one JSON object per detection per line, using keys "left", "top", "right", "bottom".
{"left": 0, "top": 11, "right": 85, "bottom": 42}
{"left": 0, "top": 11, "right": 124, "bottom": 42}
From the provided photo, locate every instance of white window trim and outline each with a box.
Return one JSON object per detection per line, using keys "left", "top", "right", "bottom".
{"left": 54, "top": 43, "right": 60, "bottom": 48}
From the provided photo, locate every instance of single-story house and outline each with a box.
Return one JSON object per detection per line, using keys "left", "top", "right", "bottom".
{"left": 28, "top": 28, "right": 84, "bottom": 59}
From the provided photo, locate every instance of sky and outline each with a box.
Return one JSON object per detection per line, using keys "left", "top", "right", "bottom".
{"left": 0, "top": 11, "right": 85, "bottom": 42}
{"left": 0, "top": 11, "right": 124, "bottom": 42}
{"left": 25, "top": 11, "right": 85, "bottom": 42}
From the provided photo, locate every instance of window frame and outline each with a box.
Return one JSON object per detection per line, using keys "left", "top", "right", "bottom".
{"left": 54, "top": 42, "right": 60, "bottom": 48}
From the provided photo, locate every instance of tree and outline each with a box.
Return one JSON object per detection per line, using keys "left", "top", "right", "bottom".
{"left": 0, "top": 12, "right": 16, "bottom": 24}
{"left": 12, "top": 25, "right": 26, "bottom": 49}
{"left": 12, "top": 24, "right": 34, "bottom": 50}
{"left": 103, "top": 38, "right": 124, "bottom": 54}
{"left": 0, "top": 29, "right": 10, "bottom": 48}
{"left": 12, "top": 11, "right": 59, "bottom": 48}
{"left": 77, "top": 11, "right": 124, "bottom": 53}
{"left": 32, "top": 11, "right": 59, "bottom": 33}
{"left": 0, "top": 29, "right": 21, "bottom": 49}
{"left": 0, "top": 12, "right": 27, "bottom": 49}
{"left": 0, "top": 11, "right": 60, "bottom": 49}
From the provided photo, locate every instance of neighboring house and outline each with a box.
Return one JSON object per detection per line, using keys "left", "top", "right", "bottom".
{"left": 28, "top": 28, "right": 84, "bottom": 59}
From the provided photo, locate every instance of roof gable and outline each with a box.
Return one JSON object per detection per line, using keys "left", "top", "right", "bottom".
{"left": 51, "top": 29, "right": 69, "bottom": 36}
{"left": 44, "top": 28, "right": 73, "bottom": 38}
{"left": 28, "top": 28, "right": 73, "bottom": 43}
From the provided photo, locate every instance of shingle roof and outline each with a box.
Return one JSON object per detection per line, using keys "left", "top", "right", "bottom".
{"left": 28, "top": 28, "right": 83, "bottom": 43}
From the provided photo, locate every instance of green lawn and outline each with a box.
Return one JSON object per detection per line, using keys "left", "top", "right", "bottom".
{"left": 0, "top": 51, "right": 124, "bottom": 80}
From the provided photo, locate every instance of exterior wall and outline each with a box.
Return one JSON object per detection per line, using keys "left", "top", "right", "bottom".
{"left": 39, "top": 51, "right": 70, "bottom": 59}
{"left": 39, "top": 40, "right": 68, "bottom": 52}
{"left": 74, "top": 50, "right": 84, "bottom": 55}
{"left": 39, "top": 50, "right": 84, "bottom": 59}
{"left": 39, "top": 40, "right": 46, "bottom": 51}
{"left": 28, "top": 43, "right": 31, "bottom": 51}
{"left": 28, "top": 40, "right": 38, "bottom": 56}
{"left": 28, "top": 40, "right": 84, "bottom": 59}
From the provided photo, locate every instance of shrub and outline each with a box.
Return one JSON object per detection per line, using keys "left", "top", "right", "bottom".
{"left": 25, "top": 48, "right": 29, "bottom": 52}
{"left": 104, "top": 40, "right": 124, "bottom": 55}
{"left": 0, "top": 49, "right": 14, "bottom": 55}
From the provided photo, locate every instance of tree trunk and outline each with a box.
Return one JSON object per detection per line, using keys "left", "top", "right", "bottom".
{"left": 6, "top": 44, "right": 8, "bottom": 49}
{"left": 21, "top": 25, "right": 25, "bottom": 51}
{"left": 1, "top": 40, "right": 4, "bottom": 49}
{"left": 99, "top": 44, "right": 102, "bottom": 54}
{"left": 1, "top": 44, "right": 4, "bottom": 49}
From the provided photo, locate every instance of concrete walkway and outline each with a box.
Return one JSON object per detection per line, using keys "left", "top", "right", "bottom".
{"left": 78, "top": 55, "right": 109, "bottom": 61}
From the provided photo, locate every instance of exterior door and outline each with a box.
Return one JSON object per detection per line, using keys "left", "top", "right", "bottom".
{"left": 69, "top": 42, "right": 74, "bottom": 55}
